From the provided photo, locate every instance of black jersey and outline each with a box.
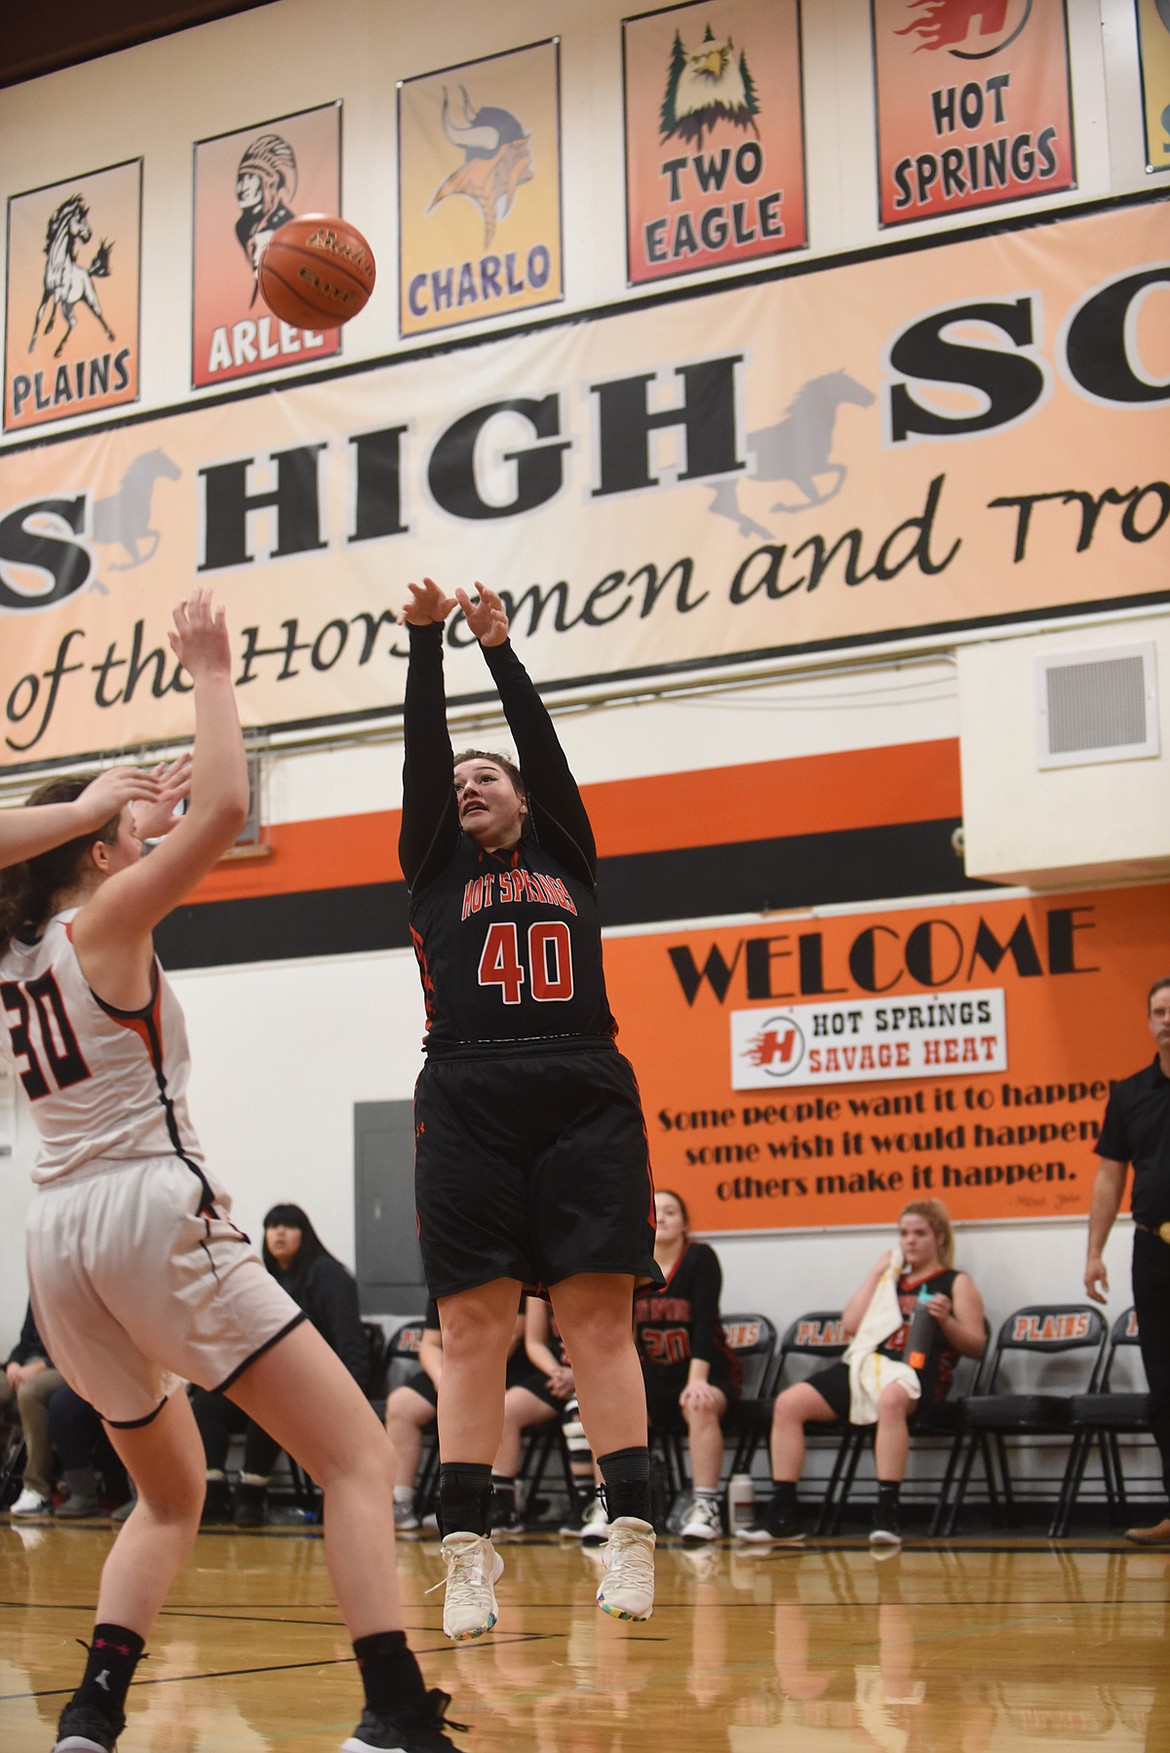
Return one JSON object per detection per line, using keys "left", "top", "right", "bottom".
{"left": 400, "top": 625, "right": 617, "bottom": 1051}
{"left": 880, "top": 1266, "right": 960, "bottom": 1406}
{"left": 633, "top": 1242, "right": 740, "bottom": 1394}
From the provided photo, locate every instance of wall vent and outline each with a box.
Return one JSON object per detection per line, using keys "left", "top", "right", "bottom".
{"left": 1035, "top": 644, "right": 1159, "bottom": 769}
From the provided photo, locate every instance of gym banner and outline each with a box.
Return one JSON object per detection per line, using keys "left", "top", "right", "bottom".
{"left": 622, "top": 0, "right": 807, "bottom": 284}
{"left": 0, "top": 195, "right": 1165, "bottom": 764}
{"left": 871, "top": 0, "right": 1075, "bottom": 226}
{"left": 4, "top": 160, "right": 142, "bottom": 435}
{"left": 1136, "top": 0, "right": 1170, "bottom": 174}
{"left": 398, "top": 41, "right": 563, "bottom": 338}
{"left": 192, "top": 103, "right": 343, "bottom": 389}
{"left": 603, "top": 885, "right": 1167, "bottom": 1233}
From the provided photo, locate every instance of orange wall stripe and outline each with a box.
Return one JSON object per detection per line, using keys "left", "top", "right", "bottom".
{"left": 187, "top": 739, "right": 961, "bottom": 906}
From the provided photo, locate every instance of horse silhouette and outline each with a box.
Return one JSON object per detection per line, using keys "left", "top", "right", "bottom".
{"left": 91, "top": 451, "right": 181, "bottom": 570}
{"left": 708, "top": 370, "right": 875, "bottom": 537}
{"left": 29, "top": 195, "right": 115, "bottom": 360}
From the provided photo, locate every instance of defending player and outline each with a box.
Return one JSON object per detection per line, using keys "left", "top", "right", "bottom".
{"left": 0, "top": 588, "right": 464, "bottom": 1753}
{"left": 399, "top": 577, "right": 660, "bottom": 1639}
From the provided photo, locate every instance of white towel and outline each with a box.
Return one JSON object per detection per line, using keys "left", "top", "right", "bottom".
{"left": 843, "top": 1246, "right": 922, "bottom": 1425}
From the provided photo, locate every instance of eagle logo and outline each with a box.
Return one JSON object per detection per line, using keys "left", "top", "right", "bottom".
{"left": 659, "top": 25, "right": 761, "bottom": 151}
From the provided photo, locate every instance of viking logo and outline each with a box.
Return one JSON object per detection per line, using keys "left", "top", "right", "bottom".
{"left": 28, "top": 195, "right": 115, "bottom": 360}
{"left": 235, "top": 133, "right": 298, "bottom": 302}
{"left": 659, "top": 24, "right": 761, "bottom": 151}
{"left": 428, "top": 86, "right": 534, "bottom": 250}
{"left": 896, "top": 0, "right": 1034, "bottom": 58}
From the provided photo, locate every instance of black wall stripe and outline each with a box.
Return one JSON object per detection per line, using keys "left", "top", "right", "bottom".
{"left": 153, "top": 819, "right": 989, "bottom": 971}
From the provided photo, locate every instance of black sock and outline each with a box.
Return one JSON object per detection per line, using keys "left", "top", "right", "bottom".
{"left": 597, "top": 1446, "right": 651, "bottom": 1522}
{"left": 438, "top": 1462, "right": 493, "bottom": 1536}
{"left": 353, "top": 1629, "right": 426, "bottom": 1715}
{"left": 770, "top": 1480, "right": 799, "bottom": 1516}
{"left": 876, "top": 1481, "right": 901, "bottom": 1509}
{"left": 74, "top": 1623, "right": 145, "bottom": 1720}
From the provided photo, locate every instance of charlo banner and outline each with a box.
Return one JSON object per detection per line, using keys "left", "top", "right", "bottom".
{"left": 0, "top": 195, "right": 1165, "bottom": 764}
{"left": 604, "top": 885, "right": 1167, "bottom": 1233}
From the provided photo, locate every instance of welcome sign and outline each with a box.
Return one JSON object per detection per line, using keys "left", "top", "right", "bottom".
{"left": 0, "top": 195, "right": 1165, "bottom": 765}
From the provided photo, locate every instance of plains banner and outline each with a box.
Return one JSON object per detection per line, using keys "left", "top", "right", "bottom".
{"left": 871, "top": 0, "right": 1075, "bottom": 226}
{"left": 604, "top": 885, "right": 1166, "bottom": 1233}
{"left": 398, "top": 41, "right": 563, "bottom": 338}
{"left": 1136, "top": 0, "right": 1170, "bottom": 174}
{"left": 4, "top": 160, "right": 142, "bottom": 435}
{"left": 0, "top": 193, "right": 1166, "bottom": 764}
{"left": 192, "top": 103, "right": 343, "bottom": 388}
{"left": 622, "top": 0, "right": 807, "bottom": 284}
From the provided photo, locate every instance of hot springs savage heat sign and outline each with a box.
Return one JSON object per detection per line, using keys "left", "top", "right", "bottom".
{"left": 0, "top": 196, "right": 1166, "bottom": 762}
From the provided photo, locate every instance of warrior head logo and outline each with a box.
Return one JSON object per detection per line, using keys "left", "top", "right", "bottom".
{"left": 235, "top": 132, "right": 298, "bottom": 297}
{"left": 659, "top": 25, "right": 761, "bottom": 151}
{"left": 28, "top": 194, "right": 115, "bottom": 359}
{"left": 428, "top": 86, "right": 534, "bottom": 250}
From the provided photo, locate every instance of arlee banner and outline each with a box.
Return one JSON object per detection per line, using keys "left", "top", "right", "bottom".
{"left": 0, "top": 195, "right": 1165, "bottom": 765}
{"left": 871, "top": 0, "right": 1075, "bottom": 226}
{"left": 622, "top": 0, "right": 807, "bottom": 284}
{"left": 604, "top": 885, "right": 1167, "bottom": 1233}
{"left": 192, "top": 104, "right": 343, "bottom": 388}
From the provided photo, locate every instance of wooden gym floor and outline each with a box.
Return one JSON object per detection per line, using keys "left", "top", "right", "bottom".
{"left": 2, "top": 1519, "right": 1167, "bottom": 1751}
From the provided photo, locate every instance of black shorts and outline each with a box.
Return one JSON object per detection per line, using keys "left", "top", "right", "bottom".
{"left": 415, "top": 1039, "right": 660, "bottom": 1300}
{"left": 801, "top": 1361, "right": 934, "bottom": 1426}
{"left": 643, "top": 1360, "right": 739, "bottom": 1435}
{"left": 400, "top": 1368, "right": 438, "bottom": 1409}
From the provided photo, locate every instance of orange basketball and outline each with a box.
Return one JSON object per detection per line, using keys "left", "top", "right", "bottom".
{"left": 256, "top": 215, "right": 376, "bottom": 331}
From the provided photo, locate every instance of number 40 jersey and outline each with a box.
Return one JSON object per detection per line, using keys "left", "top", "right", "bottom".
{"left": 0, "top": 909, "right": 205, "bottom": 1185}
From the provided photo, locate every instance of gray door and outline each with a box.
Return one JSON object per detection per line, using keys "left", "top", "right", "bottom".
{"left": 354, "top": 1100, "right": 426, "bottom": 1314}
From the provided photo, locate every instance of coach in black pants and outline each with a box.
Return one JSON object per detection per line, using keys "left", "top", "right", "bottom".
{"left": 1085, "top": 975, "right": 1170, "bottom": 1543}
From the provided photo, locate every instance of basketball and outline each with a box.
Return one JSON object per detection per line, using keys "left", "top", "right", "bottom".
{"left": 256, "top": 215, "right": 376, "bottom": 330}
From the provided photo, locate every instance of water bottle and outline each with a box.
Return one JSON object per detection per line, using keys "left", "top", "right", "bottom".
{"left": 726, "top": 1472, "right": 755, "bottom": 1534}
{"left": 903, "top": 1285, "right": 934, "bottom": 1372}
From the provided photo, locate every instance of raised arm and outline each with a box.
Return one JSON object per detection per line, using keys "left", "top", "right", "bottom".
{"left": 459, "top": 587, "right": 596, "bottom": 886}
{"left": 842, "top": 1254, "right": 892, "bottom": 1337}
{"left": 398, "top": 577, "right": 462, "bottom": 891}
{"left": 72, "top": 588, "right": 249, "bottom": 1001}
{"left": 0, "top": 768, "right": 161, "bottom": 872}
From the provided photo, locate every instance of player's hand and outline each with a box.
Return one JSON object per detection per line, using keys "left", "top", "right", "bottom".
{"left": 456, "top": 584, "right": 508, "bottom": 648}
{"left": 926, "top": 1294, "right": 953, "bottom": 1325}
{"left": 1085, "top": 1253, "right": 1109, "bottom": 1305}
{"left": 132, "top": 754, "right": 193, "bottom": 841}
{"left": 680, "top": 1380, "right": 721, "bottom": 1412}
{"left": 168, "top": 588, "right": 232, "bottom": 681}
{"left": 74, "top": 766, "right": 162, "bottom": 830}
{"left": 399, "top": 577, "right": 457, "bottom": 627}
{"left": 547, "top": 1365, "right": 574, "bottom": 1399}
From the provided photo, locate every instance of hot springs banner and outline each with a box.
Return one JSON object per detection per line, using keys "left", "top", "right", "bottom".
{"left": 603, "top": 885, "right": 1167, "bottom": 1233}
{"left": 0, "top": 194, "right": 1166, "bottom": 764}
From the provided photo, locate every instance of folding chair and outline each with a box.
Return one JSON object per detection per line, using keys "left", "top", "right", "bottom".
{"left": 820, "top": 1316, "right": 991, "bottom": 1535}
{"left": 937, "top": 1303, "right": 1107, "bottom": 1535}
{"left": 1050, "top": 1307, "right": 1156, "bottom": 1536}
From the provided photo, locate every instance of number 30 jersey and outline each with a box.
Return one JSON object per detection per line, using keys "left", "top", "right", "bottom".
{"left": 0, "top": 910, "right": 205, "bottom": 1185}
{"left": 400, "top": 625, "right": 618, "bottom": 1052}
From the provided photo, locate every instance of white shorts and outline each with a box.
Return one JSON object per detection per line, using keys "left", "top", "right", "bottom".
{"left": 26, "top": 1155, "right": 303, "bottom": 1426}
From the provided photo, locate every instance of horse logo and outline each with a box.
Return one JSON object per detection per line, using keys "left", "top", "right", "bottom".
{"left": 29, "top": 194, "right": 115, "bottom": 359}
{"left": 429, "top": 87, "right": 534, "bottom": 250}
{"left": 91, "top": 450, "right": 181, "bottom": 571}
{"left": 708, "top": 371, "right": 875, "bottom": 537}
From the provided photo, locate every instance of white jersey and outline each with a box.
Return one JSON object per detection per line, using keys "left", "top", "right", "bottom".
{"left": 0, "top": 908, "right": 205, "bottom": 1186}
